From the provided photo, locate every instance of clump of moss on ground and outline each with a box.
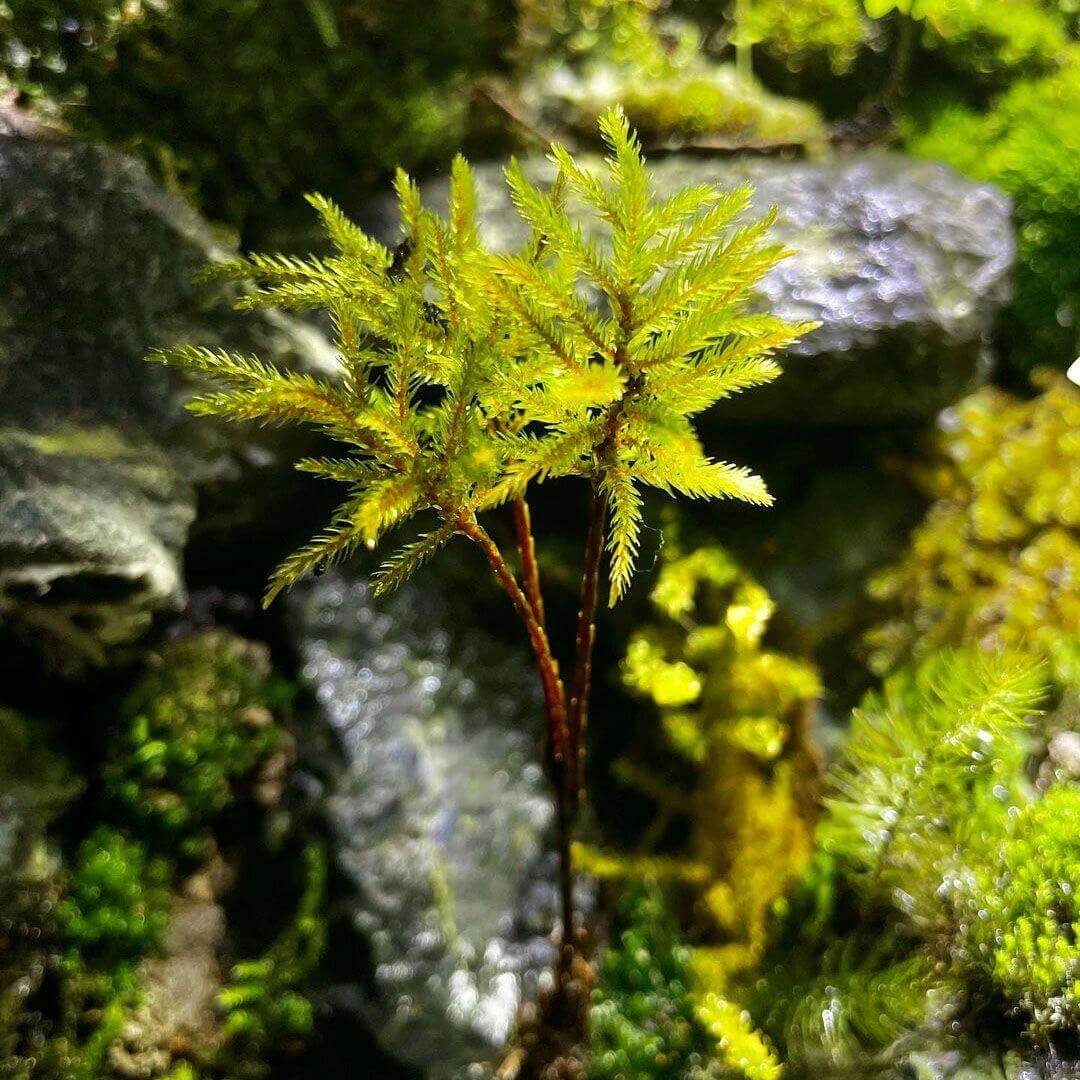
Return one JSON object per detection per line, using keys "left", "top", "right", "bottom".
{"left": 0, "top": 631, "right": 324, "bottom": 1079}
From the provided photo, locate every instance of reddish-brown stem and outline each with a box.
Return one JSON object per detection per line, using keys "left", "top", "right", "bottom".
{"left": 512, "top": 498, "right": 546, "bottom": 628}
{"left": 458, "top": 516, "right": 578, "bottom": 992}
{"left": 458, "top": 516, "right": 568, "bottom": 763}
{"left": 566, "top": 482, "right": 606, "bottom": 803}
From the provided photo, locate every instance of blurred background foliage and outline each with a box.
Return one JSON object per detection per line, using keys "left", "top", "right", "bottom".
{"left": 2, "top": 0, "right": 1079, "bottom": 1076}
{"left": 5, "top": 0, "right": 1079, "bottom": 369}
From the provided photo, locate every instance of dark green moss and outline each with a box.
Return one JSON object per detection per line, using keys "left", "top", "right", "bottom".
{"left": 2, "top": 0, "right": 512, "bottom": 235}
{"left": 587, "top": 886, "right": 718, "bottom": 1079}
{"left": 104, "top": 630, "right": 290, "bottom": 860}
{"left": 216, "top": 844, "right": 327, "bottom": 1077}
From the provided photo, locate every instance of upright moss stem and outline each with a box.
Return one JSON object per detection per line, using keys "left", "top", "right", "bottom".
{"left": 567, "top": 483, "right": 606, "bottom": 803}
{"left": 458, "top": 516, "right": 578, "bottom": 993}
{"left": 458, "top": 517, "right": 567, "bottom": 762}
{"left": 513, "top": 498, "right": 547, "bottom": 628}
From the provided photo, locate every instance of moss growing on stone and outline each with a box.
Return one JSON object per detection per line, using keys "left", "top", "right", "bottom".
{"left": 866, "top": 375, "right": 1080, "bottom": 678}
{"left": 57, "top": 826, "right": 170, "bottom": 999}
{"left": 517, "top": 0, "right": 824, "bottom": 147}
{"left": 104, "top": 631, "right": 290, "bottom": 859}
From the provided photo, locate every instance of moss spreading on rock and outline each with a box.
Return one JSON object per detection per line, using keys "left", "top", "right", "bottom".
{"left": 516, "top": 0, "right": 825, "bottom": 147}
{"left": 0, "top": 631, "right": 322, "bottom": 1079}
{"left": 866, "top": 374, "right": 1080, "bottom": 678}
{"left": 906, "top": 59, "right": 1080, "bottom": 369}
{"left": 104, "top": 631, "right": 292, "bottom": 859}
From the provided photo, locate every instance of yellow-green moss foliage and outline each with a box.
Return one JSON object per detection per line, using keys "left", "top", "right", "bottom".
{"left": 619, "top": 543, "right": 821, "bottom": 964}
{"left": 867, "top": 375, "right": 1080, "bottom": 677}
{"left": 517, "top": 0, "right": 825, "bottom": 146}
{"left": 917, "top": 0, "right": 1070, "bottom": 82}
{"left": 966, "top": 784, "right": 1080, "bottom": 1038}
{"left": 738, "top": 0, "right": 869, "bottom": 73}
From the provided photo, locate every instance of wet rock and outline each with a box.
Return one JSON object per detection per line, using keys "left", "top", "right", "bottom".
{"left": 0, "top": 432, "right": 195, "bottom": 668}
{"left": 110, "top": 898, "right": 227, "bottom": 1076}
{"left": 0, "top": 709, "right": 80, "bottom": 879}
{"left": 289, "top": 573, "right": 577, "bottom": 1078}
{"left": 0, "top": 131, "right": 337, "bottom": 666}
{"left": 364, "top": 151, "right": 1013, "bottom": 425}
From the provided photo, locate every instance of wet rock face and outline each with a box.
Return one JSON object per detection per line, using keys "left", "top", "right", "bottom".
{"left": 111, "top": 898, "right": 227, "bottom": 1077}
{"left": 290, "top": 574, "right": 569, "bottom": 1078}
{"left": 0, "top": 433, "right": 195, "bottom": 666}
{"left": 364, "top": 151, "right": 1013, "bottom": 424}
{"left": 0, "top": 710, "right": 79, "bottom": 879}
{"left": 0, "top": 133, "right": 337, "bottom": 665}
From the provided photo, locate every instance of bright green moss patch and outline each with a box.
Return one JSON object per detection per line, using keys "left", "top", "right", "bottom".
{"left": 104, "top": 631, "right": 290, "bottom": 858}
{"left": 739, "top": 0, "right": 869, "bottom": 74}
{"left": 57, "top": 826, "right": 170, "bottom": 997}
{"left": 968, "top": 784, "right": 1080, "bottom": 1038}
{"left": 906, "top": 62, "right": 1080, "bottom": 368}
{"left": 587, "top": 886, "right": 716, "bottom": 1079}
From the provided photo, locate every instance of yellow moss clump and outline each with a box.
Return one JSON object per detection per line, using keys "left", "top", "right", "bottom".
{"left": 695, "top": 990, "right": 783, "bottom": 1080}
{"left": 866, "top": 374, "right": 1080, "bottom": 678}
{"left": 604, "top": 542, "right": 821, "bottom": 969}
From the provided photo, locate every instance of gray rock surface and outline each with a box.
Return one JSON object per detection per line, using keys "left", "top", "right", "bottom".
{"left": 364, "top": 151, "right": 1013, "bottom": 424}
{"left": 0, "top": 132, "right": 337, "bottom": 665}
{"left": 0, "top": 709, "right": 79, "bottom": 879}
{"left": 290, "top": 573, "right": 575, "bottom": 1078}
{"left": 112, "top": 898, "right": 227, "bottom": 1077}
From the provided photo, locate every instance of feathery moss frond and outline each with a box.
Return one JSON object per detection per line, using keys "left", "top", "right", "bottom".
{"left": 149, "top": 117, "right": 816, "bottom": 1025}
{"left": 263, "top": 492, "right": 373, "bottom": 608}
{"left": 294, "top": 457, "right": 385, "bottom": 484}
{"left": 604, "top": 466, "right": 643, "bottom": 606}
{"left": 371, "top": 524, "right": 457, "bottom": 597}
{"left": 152, "top": 110, "right": 810, "bottom": 611}
{"left": 306, "top": 193, "right": 389, "bottom": 264}
{"left": 820, "top": 651, "right": 1046, "bottom": 905}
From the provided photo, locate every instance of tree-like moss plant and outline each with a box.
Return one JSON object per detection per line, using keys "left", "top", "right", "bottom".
{"left": 149, "top": 107, "right": 814, "bottom": 1008}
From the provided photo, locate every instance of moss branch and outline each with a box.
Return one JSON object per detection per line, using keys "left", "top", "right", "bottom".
{"left": 512, "top": 497, "right": 547, "bottom": 628}
{"left": 567, "top": 483, "right": 606, "bottom": 804}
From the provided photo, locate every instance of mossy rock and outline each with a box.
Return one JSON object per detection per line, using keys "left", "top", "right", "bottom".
{"left": 0, "top": 129, "right": 337, "bottom": 668}
{"left": 364, "top": 151, "right": 1014, "bottom": 425}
